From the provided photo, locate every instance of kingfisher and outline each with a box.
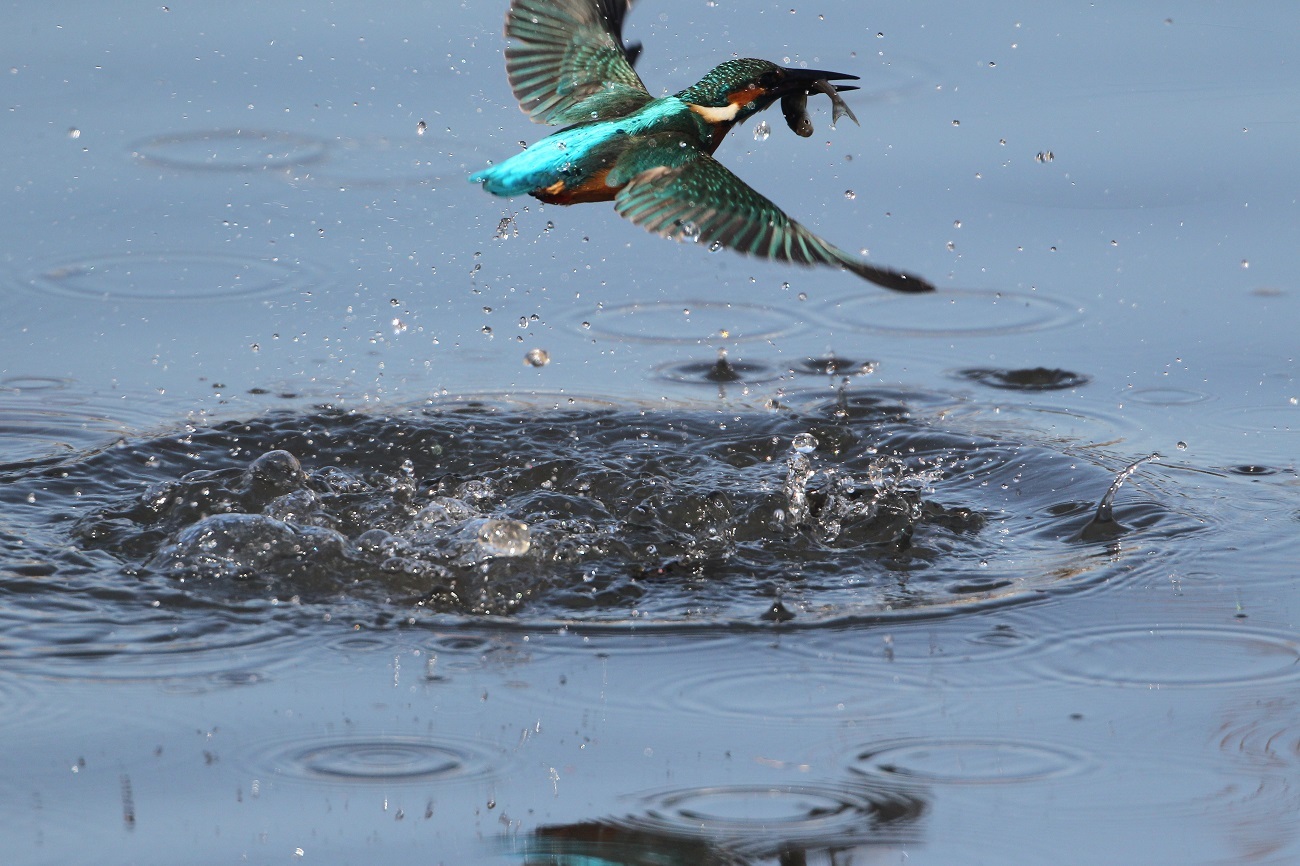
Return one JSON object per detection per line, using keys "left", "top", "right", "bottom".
{"left": 468, "top": 0, "right": 934, "bottom": 293}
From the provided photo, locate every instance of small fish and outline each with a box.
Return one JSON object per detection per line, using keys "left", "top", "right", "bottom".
{"left": 781, "top": 79, "right": 861, "bottom": 137}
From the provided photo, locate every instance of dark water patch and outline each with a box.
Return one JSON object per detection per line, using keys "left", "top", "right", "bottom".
{"left": 0, "top": 396, "right": 1205, "bottom": 640}
{"left": 21, "top": 252, "right": 325, "bottom": 303}
{"left": 818, "top": 288, "right": 1081, "bottom": 337}
{"left": 579, "top": 300, "right": 803, "bottom": 344}
{"left": 1226, "top": 464, "right": 1284, "bottom": 477}
{"left": 251, "top": 734, "right": 498, "bottom": 786}
{"left": 655, "top": 352, "right": 778, "bottom": 386}
{"left": 1032, "top": 625, "right": 1300, "bottom": 688}
{"left": 956, "top": 367, "right": 1091, "bottom": 391}
{"left": 851, "top": 738, "right": 1091, "bottom": 786}
{"left": 131, "top": 128, "right": 329, "bottom": 171}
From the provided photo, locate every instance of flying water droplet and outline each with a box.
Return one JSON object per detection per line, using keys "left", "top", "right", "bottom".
{"left": 844, "top": 190, "right": 856, "bottom": 200}
{"left": 753, "top": 120, "right": 771, "bottom": 141}
{"left": 679, "top": 221, "right": 701, "bottom": 243}
{"left": 524, "top": 348, "right": 550, "bottom": 368}
{"left": 416, "top": 120, "right": 426, "bottom": 135}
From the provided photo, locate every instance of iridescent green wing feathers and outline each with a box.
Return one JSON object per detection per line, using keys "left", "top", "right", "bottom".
{"left": 614, "top": 145, "right": 935, "bottom": 293}
{"left": 505, "top": 0, "right": 651, "bottom": 125}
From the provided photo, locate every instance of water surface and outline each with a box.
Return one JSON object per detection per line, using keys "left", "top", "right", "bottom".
{"left": 1, "top": 1, "right": 1297, "bottom": 864}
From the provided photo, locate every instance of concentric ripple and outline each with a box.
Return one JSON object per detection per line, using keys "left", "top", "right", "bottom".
{"left": 131, "top": 128, "right": 328, "bottom": 171}
{"left": 851, "top": 737, "right": 1091, "bottom": 785}
{"left": 820, "top": 289, "right": 1080, "bottom": 337}
{"left": 254, "top": 734, "right": 497, "bottom": 786}
{"left": 23, "top": 252, "right": 323, "bottom": 302}
{"left": 624, "top": 780, "right": 926, "bottom": 853}
{"left": 1032, "top": 625, "right": 1300, "bottom": 688}
{"left": 579, "top": 300, "right": 803, "bottom": 343}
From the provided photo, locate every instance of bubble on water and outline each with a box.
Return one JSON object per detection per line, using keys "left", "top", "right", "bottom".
{"left": 753, "top": 120, "right": 771, "bottom": 141}
{"left": 792, "top": 433, "right": 819, "bottom": 454}
{"left": 467, "top": 519, "right": 531, "bottom": 559}
{"left": 524, "top": 348, "right": 550, "bottom": 367}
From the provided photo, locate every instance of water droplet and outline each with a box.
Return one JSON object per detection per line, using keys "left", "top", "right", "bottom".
{"left": 792, "top": 432, "right": 818, "bottom": 453}
{"left": 524, "top": 348, "right": 550, "bottom": 368}
{"left": 844, "top": 190, "right": 856, "bottom": 200}
{"left": 1240, "top": 259, "right": 1250, "bottom": 269}
{"left": 68, "top": 127, "right": 81, "bottom": 139}
{"left": 416, "top": 120, "right": 426, "bottom": 135}
{"left": 951, "top": 119, "right": 961, "bottom": 127}
{"left": 753, "top": 120, "right": 771, "bottom": 142}
{"left": 953, "top": 219, "right": 962, "bottom": 228}
{"left": 679, "top": 221, "right": 701, "bottom": 243}
{"left": 1035, "top": 151, "right": 1054, "bottom": 163}
{"left": 1176, "top": 441, "right": 1187, "bottom": 451}
{"left": 708, "top": 240, "right": 723, "bottom": 253}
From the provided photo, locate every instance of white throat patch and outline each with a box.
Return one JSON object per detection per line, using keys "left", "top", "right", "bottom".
{"left": 688, "top": 101, "right": 743, "bottom": 123}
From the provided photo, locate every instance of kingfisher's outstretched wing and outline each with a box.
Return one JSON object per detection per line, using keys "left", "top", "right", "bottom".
{"left": 612, "top": 143, "right": 935, "bottom": 293}
{"left": 504, "top": 0, "right": 652, "bottom": 126}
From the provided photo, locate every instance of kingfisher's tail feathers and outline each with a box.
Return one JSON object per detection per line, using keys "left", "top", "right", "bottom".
{"left": 467, "top": 164, "right": 535, "bottom": 198}
{"left": 505, "top": 0, "right": 651, "bottom": 125}
{"left": 614, "top": 148, "right": 933, "bottom": 293}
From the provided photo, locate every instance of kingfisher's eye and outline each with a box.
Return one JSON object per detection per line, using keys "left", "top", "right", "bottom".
{"left": 757, "top": 70, "right": 782, "bottom": 89}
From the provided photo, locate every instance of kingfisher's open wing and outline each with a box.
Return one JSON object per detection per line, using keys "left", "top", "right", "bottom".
{"left": 504, "top": 0, "right": 652, "bottom": 126}
{"left": 613, "top": 147, "right": 934, "bottom": 293}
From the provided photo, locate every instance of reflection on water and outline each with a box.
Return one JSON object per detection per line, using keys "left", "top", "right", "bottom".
{"left": 512, "top": 778, "right": 925, "bottom": 865}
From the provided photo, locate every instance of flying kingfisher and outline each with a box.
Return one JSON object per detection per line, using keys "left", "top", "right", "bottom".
{"left": 468, "top": 0, "right": 933, "bottom": 292}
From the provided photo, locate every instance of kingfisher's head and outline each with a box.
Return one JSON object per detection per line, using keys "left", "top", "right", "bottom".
{"left": 677, "top": 58, "right": 858, "bottom": 126}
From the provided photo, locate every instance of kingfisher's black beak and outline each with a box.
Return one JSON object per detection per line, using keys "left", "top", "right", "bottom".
{"left": 775, "top": 67, "right": 859, "bottom": 95}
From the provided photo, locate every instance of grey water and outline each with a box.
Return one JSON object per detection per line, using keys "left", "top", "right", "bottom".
{"left": 2, "top": 1, "right": 1297, "bottom": 864}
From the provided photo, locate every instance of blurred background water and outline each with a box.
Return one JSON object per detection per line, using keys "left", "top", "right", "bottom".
{"left": 1, "top": 1, "right": 1297, "bottom": 864}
